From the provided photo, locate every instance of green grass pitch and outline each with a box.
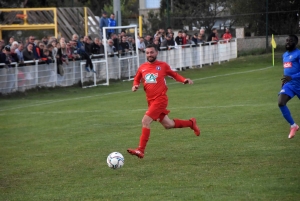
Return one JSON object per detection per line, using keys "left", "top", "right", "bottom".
{"left": 0, "top": 53, "right": 299, "bottom": 201}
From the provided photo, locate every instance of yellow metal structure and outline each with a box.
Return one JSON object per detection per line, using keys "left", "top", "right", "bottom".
{"left": 0, "top": 7, "right": 90, "bottom": 39}
{"left": 0, "top": 8, "right": 58, "bottom": 38}
{"left": 139, "top": 16, "right": 142, "bottom": 37}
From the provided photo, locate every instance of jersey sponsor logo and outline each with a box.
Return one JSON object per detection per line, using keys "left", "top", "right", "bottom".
{"left": 156, "top": 66, "right": 161, "bottom": 70}
{"left": 145, "top": 73, "right": 158, "bottom": 83}
{"left": 284, "top": 62, "right": 292, "bottom": 68}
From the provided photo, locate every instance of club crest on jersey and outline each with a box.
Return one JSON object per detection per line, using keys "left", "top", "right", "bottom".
{"left": 156, "top": 66, "right": 161, "bottom": 70}
{"left": 284, "top": 62, "right": 292, "bottom": 68}
{"left": 145, "top": 73, "right": 158, "bottom": 83}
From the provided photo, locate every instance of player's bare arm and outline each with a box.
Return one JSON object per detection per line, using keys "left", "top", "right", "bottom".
{"left": 184, "top": 78, "right": 193, "bottom": 84}
{"left": 132, "top": 85, "right": 139, "bottom": 92}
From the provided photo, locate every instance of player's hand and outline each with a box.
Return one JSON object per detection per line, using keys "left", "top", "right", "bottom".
{"left": 183, "top": 78, "right": 193, "bottom": 84}
{"left": 281, "top": 75, "right": 292, "bottom": 84}
{"left": 132, "top": 85, "right": 139, "bottom": 92}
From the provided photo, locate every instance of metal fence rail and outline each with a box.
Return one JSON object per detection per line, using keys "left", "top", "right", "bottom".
{"left": 0, "top": 39, "right": 237, "bottom": 94}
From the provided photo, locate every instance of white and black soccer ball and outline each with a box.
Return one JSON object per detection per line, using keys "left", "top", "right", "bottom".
{"left": 107, "top": 152, "right": 124, "bottom": 169}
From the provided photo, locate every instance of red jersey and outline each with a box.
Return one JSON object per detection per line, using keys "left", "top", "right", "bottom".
{"left": 134, "top": 60, "right": 186, "bottom": 100}
{"left": 222, "top": 32, "right": 232, "bottom": 40}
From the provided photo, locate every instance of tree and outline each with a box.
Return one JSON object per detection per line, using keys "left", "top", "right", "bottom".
{"left": 157, "top": 0, "right": 230, "bottom": 32}
{"left": 229, "top": 0, "right": 300, "bottom": 35}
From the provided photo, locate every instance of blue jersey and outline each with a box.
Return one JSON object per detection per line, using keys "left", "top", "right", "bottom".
{"left": 108, "top": 18, "right": 116, "bottom": 33}
{"left": 282, "top": 48, "right": 300, "bottom": 90}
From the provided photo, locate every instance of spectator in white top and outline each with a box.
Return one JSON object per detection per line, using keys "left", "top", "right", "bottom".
{"left": 138, "top": 37, "right": 146, "bottom": 52}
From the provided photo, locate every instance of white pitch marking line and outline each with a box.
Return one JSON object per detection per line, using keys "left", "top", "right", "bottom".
{"left": 0, "top": 66, "right": 273, "bottom": 112}
{"left": 0, "top": 103, "right": 284, "bottom": 116}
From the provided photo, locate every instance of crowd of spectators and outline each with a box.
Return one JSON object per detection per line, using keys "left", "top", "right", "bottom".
{"left": 0, "top": 26, "right": 232, "bottom": 74}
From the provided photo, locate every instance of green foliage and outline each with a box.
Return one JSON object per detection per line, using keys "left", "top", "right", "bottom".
{"left": 229, "top": 0, "right": 300, "bottom": 35}
{"left": 157, "top": 0, "right": 230, "bottom": 31}
{"left": 1, "top": 54, "right": 300, "bottom": 200}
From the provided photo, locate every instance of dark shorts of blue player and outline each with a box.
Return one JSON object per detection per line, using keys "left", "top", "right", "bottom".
{"left": 279, "top": 83, "right": 300, "bottom": 99}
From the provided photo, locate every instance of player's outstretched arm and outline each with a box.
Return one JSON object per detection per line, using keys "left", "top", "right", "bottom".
{"left": 184, "top": 78, "right": 193, "bottom": 84}
{"left": 132, "top": 85, "right": 139, "bottom": 92}
{"left": 281, "top": 75, "right": 292, "bottom": 84}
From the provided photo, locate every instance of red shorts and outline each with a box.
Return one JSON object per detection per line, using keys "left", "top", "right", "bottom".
{"left": 145, "top": 95, "right": 170, "bottom": 121}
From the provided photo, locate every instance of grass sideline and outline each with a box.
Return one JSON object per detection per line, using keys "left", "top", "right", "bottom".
{"left": 0, "top": 53, "right": 299, "bottom": 201}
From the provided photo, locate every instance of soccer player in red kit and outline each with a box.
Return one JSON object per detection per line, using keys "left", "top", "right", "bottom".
{"left": 127, "top": 44, "right": 200, "bottom": 159}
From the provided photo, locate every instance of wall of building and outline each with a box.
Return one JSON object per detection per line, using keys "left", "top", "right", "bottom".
{"left": 237, "top": 35, "right": 297, "bottom": 52}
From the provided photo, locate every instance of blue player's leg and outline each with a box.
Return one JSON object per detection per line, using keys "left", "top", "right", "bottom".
{"left": 278, "top": 93, "right": 299, "bottom": 138}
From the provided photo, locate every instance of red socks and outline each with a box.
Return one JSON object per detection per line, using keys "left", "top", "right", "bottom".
{"left": 138, "top": 127, "right": 150, "bottom": 153}
{"left": 173, "top": 119, "right": 193, "bottom": 128}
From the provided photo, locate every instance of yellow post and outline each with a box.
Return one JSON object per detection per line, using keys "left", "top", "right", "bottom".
{"left": 23, "top": 9, "right": 28, "bottom": 25}
{"left": 139, "top": 16, "right": 142, "bottom": 37}
{"left": 0, "top": 30, "right": 2, "bottom": 39}
{"left": 84, "top": 7, "right": 88, "bottom": 36}
{"left": 53, "top": 8, "right": 58, "bottom": 38}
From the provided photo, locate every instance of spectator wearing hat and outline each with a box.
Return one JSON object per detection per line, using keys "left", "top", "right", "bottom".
{"left": 100, "top": 11, "right": 109, "bottom": 39}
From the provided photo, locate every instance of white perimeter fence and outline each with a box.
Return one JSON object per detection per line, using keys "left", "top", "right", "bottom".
{"left": 0, "top": 39, "right": 237, "bottom": 94}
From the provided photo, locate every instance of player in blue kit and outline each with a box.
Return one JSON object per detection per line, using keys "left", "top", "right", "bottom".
{"left": 278, "top": 35, "right": 300, "bottom": 139}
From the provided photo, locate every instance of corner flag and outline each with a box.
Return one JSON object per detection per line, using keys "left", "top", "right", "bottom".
{"left": 271, "top": 34, "right": 277, "bottom": 49}
{"left": 271, "top": 34, "right": 276, "bottom": 66}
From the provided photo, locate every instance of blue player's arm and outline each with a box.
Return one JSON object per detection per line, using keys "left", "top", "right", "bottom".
{"left": 291, "top": 72, "right": 300, "bottom": 79}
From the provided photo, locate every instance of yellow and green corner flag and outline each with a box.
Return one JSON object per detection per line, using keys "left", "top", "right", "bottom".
{"left": 271, "top": 34, "right": 276, "bottom": 66}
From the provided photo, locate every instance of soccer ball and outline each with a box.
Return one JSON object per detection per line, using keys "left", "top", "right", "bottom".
{"left": 107, "top": 152, "right": 124, "bottom": 169}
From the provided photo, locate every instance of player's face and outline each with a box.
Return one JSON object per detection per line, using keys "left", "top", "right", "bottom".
{"left": 286, "top": 36, "right": 297, "bottom": 51}
{"left": 146, "top": 47, "right": 158, "bottom": 63}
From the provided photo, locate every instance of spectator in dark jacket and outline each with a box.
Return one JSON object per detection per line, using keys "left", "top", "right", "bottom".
{"left": 23, "top": 43, "right": 35, "bottom": 62}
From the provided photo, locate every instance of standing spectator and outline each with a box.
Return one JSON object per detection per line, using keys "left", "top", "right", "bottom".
{"left": 222, "top": 28, "right": 232, "bottom": 42}
{"left": 100, "top": 11, "right": 109, "bottom": 39}
{"left": 186, "top": 34, "right": 195, "bottom": 46}
{"left": 175, "top": 30, "right": 183, "bottom": 46}
{"left": 207, "top": 28, "right": 219, "bottom": 44}
{"left": 4, "top": 45, "right": 18, "bottom": 65}
{"left": 144, "top": 34, "right": 152, "bottom": 46}
{"left": 110, "top": 33, "right": 119, "bottom": 52}
{"left": 127, "top": 37, "right": 136, "bottom": 52}
{"left": 27, "top": 36, "right": 40, "bottom": 59}
{"left": 82, "top": 36, "right": 95, "bottom": 73}
{"left": 108, "top": 13, "right": 116, "bottom": 38}
{"left": 23, "top": 43, "right": 35, "bottom": 61}
{"left": 153, "top": 39, "right": 161, "bottom": 51}
{"left": 127, "top": 44, "right": 200, "bottom": 159}
{"left": 192, "top": 33, "right": 198, "bottom": 45}
{"left": 15, "top": 43, "right": 24, "bottom": 63}
{"left": 119, "top": 36, "right": 130, "bottom": 56}
{"left": 106, "top": 39, "right": 117, "bottom": 57}
{"left": 91, "top": 37, "right": 105, "bottom": 56}
{"left": 65, "top": 42, "right": 73, "bottom": 60}
{"left": 138, "top": 37, "right": 146, "bottom": 52}
{"left": 160, "top": 34, "right": 175, "bottom": 50}
{"left": 197, "top": 34, "right": 204, "bottom": 44}
{"left": 199, "top": 28, "right": 206, "bottom": 42}
{"left": 42, "top": 36, "right": 48, "bottom": 45}
{"left": 0, "top": 39, "right": 5, "bottom": 51}
{"left": 7, "top": 36, "right": 14, "bottom": 48}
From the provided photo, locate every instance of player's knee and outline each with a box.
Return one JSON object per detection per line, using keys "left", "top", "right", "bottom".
{"left": 278, "top": 101, "right": 286, "bottom": 107}
{"left": 141, "top": 119, "right": 151, "bottom": 128}
{"left": 163, "top": 123, "right": 173, "bottom": 129}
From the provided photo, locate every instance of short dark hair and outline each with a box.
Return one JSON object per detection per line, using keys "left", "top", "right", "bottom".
{"left": 289, "top": 34, "right": 298, "bottom": 44}
{"left": 146, "top": 43, "right": 158, "bottom": 51}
